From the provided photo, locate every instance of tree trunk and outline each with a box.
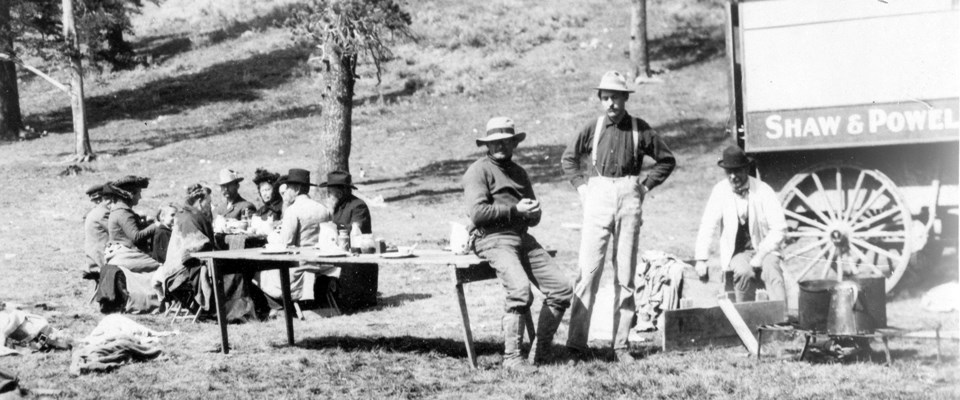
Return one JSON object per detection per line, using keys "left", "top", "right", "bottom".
{"left": 629, "top": 0, "right": 651, "bottom": 80}
{"left": 316, "top": 41, "right": 355, "bottom": 182}
{"left": 0, "top": 0, "right": 22, "bottom": 141}
{"left": 62, "top": 0, "right": 94, "bottom": 161}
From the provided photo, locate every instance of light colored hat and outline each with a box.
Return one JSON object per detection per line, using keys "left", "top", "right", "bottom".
{"left": 475, "top": 117, "right": 527, "bottom": 147}
{"left": 595, "top": 71, "right": 634, "bottom": 93}
{"left": 218, "top": 168, "right": 243, "bottom": 185}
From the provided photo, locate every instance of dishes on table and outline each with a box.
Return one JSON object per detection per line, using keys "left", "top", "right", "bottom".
{"left": 260, "top": 248, "right": 295, "bottom": 255}
{"left": 380, "top": 252, "right": 416, "bottom": 259}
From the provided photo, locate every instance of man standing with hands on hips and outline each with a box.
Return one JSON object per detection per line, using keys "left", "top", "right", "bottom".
{"left": 463, "top": 117, "right": 573, "bottom": 371}
{"left": 561, "top": 71, "right": 676, "bottom": 362}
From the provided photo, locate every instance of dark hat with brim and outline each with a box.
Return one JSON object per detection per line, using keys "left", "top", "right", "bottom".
{"left": 102, "top": 183, "right": 134, "bottom": 201}
{"left": 112, "top": 175, "right": 149, "bottom": 192}
{"left": 475, "top": 116, "right": 526, "bottom": 147}
{"left": 276, "top": 168, "right": 315, "bottom": 187}
{"left": 317, "top": 170, "right": 357, "bottom": 189}
{"left": 717, "top": 145, "right": 754, "bottom": 169}
{"left": 85, "top": 184, "right": 105, "bottom": 198}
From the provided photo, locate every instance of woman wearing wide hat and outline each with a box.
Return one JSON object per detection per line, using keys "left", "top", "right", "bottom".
{"left": 252, "top": 168, "right": 283, "bottom": 221}
{"left": 101, "top": 175, "right": 163, "bottom": 313}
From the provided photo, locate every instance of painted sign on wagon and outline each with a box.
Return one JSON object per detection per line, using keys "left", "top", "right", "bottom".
{"left": 745, "top": 98, "right": 960, "bottom": 152}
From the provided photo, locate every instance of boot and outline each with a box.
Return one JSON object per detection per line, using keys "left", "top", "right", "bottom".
{"left": 502, "top": 313, "right": 535, "bottom": 372}
{"left": 528, "top": 306, "right": 566, "bottom": 365}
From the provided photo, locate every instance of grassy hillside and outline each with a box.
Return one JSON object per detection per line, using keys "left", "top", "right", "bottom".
{"left": 0, "top": 0, "right": 956, "bottom": 398}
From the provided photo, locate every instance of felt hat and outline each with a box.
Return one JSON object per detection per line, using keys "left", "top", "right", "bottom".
{"left": 218, "top": 169, "right": 243, "bottom": 185}
{"left": 717, "top": 145, "right": 754, "bottom": 169}
{"left": 85, "top": 184, "right": 105, "bottom": 199}
{"left": 101, "top": 183, "right": 133, "bottom": 201}
{"left": 475, "top": 117, "right": 526, "bottom": 147}
{"left": 111, "top": 175, "right": 149, "bottom": 192}
{"left": 252, "top": 168, "right": 280, "bottom": 186}
{"left": 595, "top": 70, "right": 634, "bottom": 93}
{"left": 317, "top": 170, "right": 357, "bottom": 189}
{"left": 276, "top": 168, "right": 314, "bottom": 187}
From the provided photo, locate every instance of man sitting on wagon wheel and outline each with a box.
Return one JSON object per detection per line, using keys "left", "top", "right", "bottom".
{"left": 694, "top": 145, "right": 787, "bottom": 303}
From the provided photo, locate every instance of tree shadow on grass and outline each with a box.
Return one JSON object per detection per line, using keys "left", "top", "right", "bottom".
{"left": 370, "top": 293, "right": 433, "bottom": 310}
{"left": 649, "top": 29, "right": 725, "bottom": 72}
{"left": 289, "top": 335, "right": 502, "bottom": 359}
{"left": 131, "top": 2, "right": 304, "bottom": 63}
{"left": 26, "top": 47, "right": 307, "bottom": 135}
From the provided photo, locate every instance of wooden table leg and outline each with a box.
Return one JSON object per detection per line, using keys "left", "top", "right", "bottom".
{"left": 757, "top": 328, "right": 764, "bottom": 360}
{"left": 799, "top": 334, "right": 812, "bottom": 362}
{"left": 210, "top": 259, "right": 230, "bottom": 354}
{"left": 455, "top": 283, "right": 478, "bottom": 369}
{"left": 278, "top": 262, "right": 296, "bottom": 346}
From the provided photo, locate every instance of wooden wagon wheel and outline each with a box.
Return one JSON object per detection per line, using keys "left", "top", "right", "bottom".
{"left": 779, "top": 163, "right": 914, "bottom": 293}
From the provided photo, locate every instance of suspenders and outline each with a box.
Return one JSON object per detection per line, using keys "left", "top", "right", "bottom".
{"left": 590, "top": 116, "right": 640, "bottom": 167}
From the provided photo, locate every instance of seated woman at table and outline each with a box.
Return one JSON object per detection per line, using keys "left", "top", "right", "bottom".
{"left": 152, "top": 184, "right": 217, "bottom": 311}
{"left": 252, "top": 168, "right": 283, "bottom": 222}
{"left": 102, "top": 176, "right": 162, "bottom": 313}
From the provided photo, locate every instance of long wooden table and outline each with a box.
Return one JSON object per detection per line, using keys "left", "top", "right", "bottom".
{"left": 192, "top": 248, "right": 530, "bottom": 368}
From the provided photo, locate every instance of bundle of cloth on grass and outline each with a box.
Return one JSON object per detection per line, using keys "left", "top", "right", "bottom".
{"left": 69, "top": 315, "right": 176, "bottom": 376}
{"left": 633, "top": 250, "right": 687, "bottom": 332}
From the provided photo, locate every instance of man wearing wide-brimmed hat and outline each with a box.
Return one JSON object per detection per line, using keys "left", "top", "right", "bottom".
{"left": 256, "top": 168, "right": 336, "bottom": 317}
{"left": 83, "top": 183, "right": 110, "bottom": 275}
{"left": 560, "top": 70, "right": 676, "bottom": 362}
{"left": 215, "top": 168, "right": 256, "bottom": 220}
{"left": 319, "top": 170, "right": 371, "bottom": 234}
{"left": 694, "top": 145, "right": 786, "bottom": 303}
{"left": 463, "top": 117, "right": 573, "bottom": 371}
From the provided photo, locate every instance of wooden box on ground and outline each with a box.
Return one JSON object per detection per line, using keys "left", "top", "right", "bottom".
{"left": 662, "top": 300, "right": 785, "bottom": 352}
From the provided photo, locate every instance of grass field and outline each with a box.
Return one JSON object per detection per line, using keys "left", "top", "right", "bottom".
{"left": 1, "top": 0, "right": 957, "bottom": 398}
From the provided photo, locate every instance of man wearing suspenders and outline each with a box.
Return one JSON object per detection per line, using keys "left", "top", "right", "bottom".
{"left": 560, "top": 71, "right": 676, "bottom": 362}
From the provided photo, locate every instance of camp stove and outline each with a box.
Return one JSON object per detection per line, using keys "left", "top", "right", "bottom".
{"left": 758, "top": 276, "right": 894, "bottom": 363}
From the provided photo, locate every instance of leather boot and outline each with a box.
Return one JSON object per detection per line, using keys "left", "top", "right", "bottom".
{"left": 528, "top": 305, "right": 565, "bottom": 365}
{"left": 502, "top": 313, "right": 535, "bottom": 372}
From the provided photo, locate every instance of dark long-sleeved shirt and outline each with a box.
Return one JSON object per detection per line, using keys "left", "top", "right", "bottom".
{"left": 462, "top": 156, "right": 541, "bottom": 234}
{"left": 151, "top": 225, "right": 172, "bottom": 264}
{"left": 560, "top": 112, "right": 676, "bottom": 189}
{"left": 332, "top": 194, "right": 372, "bottom": 234}
{"left": 108, "top": 203, "right": 157, "bottom": 248}
{"left": 83, "top": 203, "right": 111, "bottom": 269}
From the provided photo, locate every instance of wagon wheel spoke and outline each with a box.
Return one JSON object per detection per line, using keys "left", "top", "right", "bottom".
{"left": 835, "top": 168, "right": 845, "bottom": 222}
{"left": 848, "top": 243, "right": 885, "bottom": 277}
{"left": 848, "top": 181, "right": 892, "bottom": 226}
{"left": 851, "top": 230, "right": 907, "bottom": 240}
{"left": 842, "top": 170, "right": 866, "bottom": 223}
{"left": 850, "top": 238, "right": 901, "bottom": 276}
{"left": 821, "top": 246, "right": 838, "bottom": 280}
{"left": 784, "top": 237, "right": 830, "bottom": 261}
{"left": 850, "top": 207, "right": 901, "bottom": 232}
{"left": 789, "top": 186, "right": 836, "bottom": 226}
{"left": 784, "top": 209, "right": 830, "bottom": 231}
{"left": 796, "top": 244, "right": 832, "bottom": 280}
{"left": 784, "top": 230, "right": 826, "bottom": 238}
{"left": 811, "top": 172, "right": 840, "bottom": 223}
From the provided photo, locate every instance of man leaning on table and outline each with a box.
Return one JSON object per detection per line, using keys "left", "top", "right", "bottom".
{"left": 560, "top": 71, "right": 676, "bottom": 362}
{"left": 462, "top": 117, "right": 573, "bottom": 371}
{"left": 256, "top": 168, "right": 339, "bottom": 317}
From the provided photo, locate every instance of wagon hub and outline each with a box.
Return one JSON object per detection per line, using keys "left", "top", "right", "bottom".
{"left": 829, "top": 229, "right": 849, "bottom": 251}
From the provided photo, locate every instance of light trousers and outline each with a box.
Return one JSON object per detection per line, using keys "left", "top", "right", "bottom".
{"left": 567, "top": 176, "right": 643, "bottom": 351}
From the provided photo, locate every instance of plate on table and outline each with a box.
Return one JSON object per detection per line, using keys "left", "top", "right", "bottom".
{"left": 260, "top": 248, "right": 295, "bottom": 255}
{"left": 380, "top": 252, "right": 416, "bottom": 259}
{"left": 315, "top": 251, "right": 350, "bottom": 258}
